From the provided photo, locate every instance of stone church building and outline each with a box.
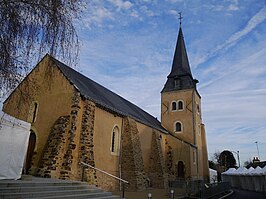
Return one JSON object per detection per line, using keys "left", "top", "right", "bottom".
{"left": 3, "top": 27, "right": 209, "bottom": 190}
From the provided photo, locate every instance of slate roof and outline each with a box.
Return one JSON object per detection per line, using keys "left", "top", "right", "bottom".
{"left": 50, "top": 56, "right": 168, "bottom": 134}
{"left": 168, "top": 27, "right": 192, "bottom": 78}
{"left": 162, "top": 27, "right": 198, "bottom": 93}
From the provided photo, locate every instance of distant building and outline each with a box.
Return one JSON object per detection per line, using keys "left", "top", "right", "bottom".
{"left": 246, "top": 157, "right": 266, "bottom": 169}
{"left": 3, "top": 26, "right": 209, "bottom": 190}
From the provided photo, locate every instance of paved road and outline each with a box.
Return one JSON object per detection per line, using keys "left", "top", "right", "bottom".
{"left": 227, "top": 189, "right": 266, "bottom": 199}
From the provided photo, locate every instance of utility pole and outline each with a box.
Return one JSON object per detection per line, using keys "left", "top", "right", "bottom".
{"left": 255, "top": 141, "right": 260, "bottom": 160}
{"left": 237, "top": 151, "right": 240, "bottom": 167}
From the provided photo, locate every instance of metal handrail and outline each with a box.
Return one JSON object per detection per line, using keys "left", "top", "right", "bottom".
{"left": 80, "top": 162, "right": 129, "bottom": 184}
{"left": 80, "top": 162, "right": 129, "bottom": 198}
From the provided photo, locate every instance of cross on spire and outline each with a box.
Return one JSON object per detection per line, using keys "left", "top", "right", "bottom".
{"left": 178, "top": 12, "right": 183, "bottom": 26}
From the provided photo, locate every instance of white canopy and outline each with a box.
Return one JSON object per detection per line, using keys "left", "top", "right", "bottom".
{"left": 241, "top": 167, "right": 254, "bottom": 175}
{"left": 222, "top": 166, "right": 266, "bottom": 176}
{"left": 261, "top": 165, "right": 266, "bottom": 174}
{"left": 249, "top": 166, "right": 262, "bottom": 175}
{"left": 222, "top": 168, "right": 236, "bottom": 175}
{"left": 209, "top": 168, "right": 217, "bottom": 183}
{"left": 0, "top": 111, "right": 31, "bottom": 180}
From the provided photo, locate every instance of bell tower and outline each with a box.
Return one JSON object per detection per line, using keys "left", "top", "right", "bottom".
{"left": 161, "top": 25, "right": 200, "bottom": 144}
{"left": 161, "top": 18, "right": 209, "bottom": 180}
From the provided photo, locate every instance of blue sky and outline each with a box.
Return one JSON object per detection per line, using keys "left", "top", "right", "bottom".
{"left": 74, "top": 0, "right": 266, "bottom": 165}
{"left": 1, "top": 0, "right": 265, "bottom": 165}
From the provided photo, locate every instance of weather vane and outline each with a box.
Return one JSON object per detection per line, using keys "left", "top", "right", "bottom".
{"left": 178, "top": 12, "right": 183, "bottom": 26}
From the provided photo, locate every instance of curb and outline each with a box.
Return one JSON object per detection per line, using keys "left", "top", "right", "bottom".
{"left": 218, "top": 189, "right": 234, "bottom": 199}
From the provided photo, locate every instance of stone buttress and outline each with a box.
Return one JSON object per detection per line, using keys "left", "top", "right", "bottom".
{"left": 78, "top": 99, "right": 97, "bottom": 185}
{"left": 148, "top": 130, "right": 168, "bottom": 188}
{"left": 37, "top": 116, "right": 70, "bottom": 178}
{"left": 121, "top": 117, "right": 147, "bottom": 191}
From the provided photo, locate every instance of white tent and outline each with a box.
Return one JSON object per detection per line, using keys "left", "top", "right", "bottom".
{"left": 0, "top": 111, "right": 31, "bottom": 180}
{"left": 209, "top": 168, "right": 217, "bottom": 183}
{"left": 241, "top": 167, "right": 254, "bottom": 190}
{"left": 222, "top": 168, "right": 236, "bottom": 174}
{"left": 250, "top": 167, "right": 262, "bottom": 192}
{"left": 221, "top": 166, "right": 266, "bottom": 193}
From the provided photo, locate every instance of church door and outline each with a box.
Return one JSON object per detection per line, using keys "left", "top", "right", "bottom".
{"left": 177, "top": 161, "right": 185, "bottom": 178}
{"left": 25, "top": 131, "right": 36, "bottom": 174}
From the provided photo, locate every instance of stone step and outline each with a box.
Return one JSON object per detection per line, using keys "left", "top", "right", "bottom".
{"left": 0, "top": 181, "right": 91, "bottom": 188}
{"left": 0, "top": 188, "right": 105, "bottom": 198}
{"left": 89, "top": 196, "right": 121, "bottom": 199}
{"left": 0, "top": 185, "right": 98, "bottom": 193}
{"left": 27, "top": 195, "right": 121, "bottom": 199}
{"left": 0, "top": 177, "right": 121, "bottom": 199}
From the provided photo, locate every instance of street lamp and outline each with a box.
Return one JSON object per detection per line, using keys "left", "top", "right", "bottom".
{"left": 255, "top": 141, "right": 260, "bottom": 160}
{"left": 231, "top": 150, "right": 240, "bottom": 168}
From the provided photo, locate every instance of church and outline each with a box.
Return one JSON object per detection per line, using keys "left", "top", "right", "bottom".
{"left": 2, "top": 26, "right": 209, "bottom": 191}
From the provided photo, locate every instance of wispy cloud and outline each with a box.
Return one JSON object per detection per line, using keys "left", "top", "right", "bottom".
{"left": 228, "top": 4, "right": 239, "bottom": 11}
{"left": 168, "top": 9, "right": 179, "bottom": 17}
{"left": 140, "top": 5, "right": 155, "bottom": 17}
{"left": 199, "top": 45, "right": 266, "bottom": 91}
{"left": 108, "top": 0, "right": 133, "bottom": 10}
{"left": 194, "top": 6, "right": 266, "bottom": 67}
{"left": 79, "top": 4, "right": 114, "bottom": 28}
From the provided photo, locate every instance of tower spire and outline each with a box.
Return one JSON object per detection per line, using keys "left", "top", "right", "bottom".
{"left": 161, "top": 18, "right": 198, "bottom": 93}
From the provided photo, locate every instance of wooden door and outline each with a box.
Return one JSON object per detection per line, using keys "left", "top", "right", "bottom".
{"left": 25, "top": 131, "right": 36, "bottom": 174}
{"left": 177, "top": 161, "right": 185, "bottom": 178}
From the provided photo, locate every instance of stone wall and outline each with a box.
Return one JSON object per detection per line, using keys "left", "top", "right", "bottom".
{"left": 37, "top": 116, "right": 70, "bottom": 178}
{"left": 148, "top": 130, "right": 167, "bottom": 188}
{"left": 121, "top": 117, "right": 147, "bottom": 191}
{"left": 165, "top": 139, "right": 175, "bottom": 181}
{"left": 59, "top": 91, "right": 81, "bottom": 180}
{"left": 78, "top": 99, "right": 97, "bottom": 185}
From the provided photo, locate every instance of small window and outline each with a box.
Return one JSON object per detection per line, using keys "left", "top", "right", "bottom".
{"left": 197, "top": 104, "right": 200, "bottom": 114}
{"left": 28, "top": 101, "right": 39, "bottom": 123}
{"left": 177, "top": 101, "right": 184, "bottom": 110}
{"left": 174, "top": 78, "right": 181, "bottom": 89}
{"left": 32, "top": 102, "right": 38, "bottom": 123}
{"left": 111, "top": 126, "right": 120, "bottom": 155}
{"left": 175, "top": 122, "right": 182, "bottom": 132}
{"left": 172, "top": 101, "right": 177, "bottom": 111}
{"left": 198, "top": 124, "right": 201, "bottom": 136}
{"left": 193, "top": 150, "right": 196, "bottom": 164}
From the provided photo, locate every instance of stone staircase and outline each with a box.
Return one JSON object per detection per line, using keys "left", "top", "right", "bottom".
{"left": 0, "top": 177, "right": 121, "bottom": 199}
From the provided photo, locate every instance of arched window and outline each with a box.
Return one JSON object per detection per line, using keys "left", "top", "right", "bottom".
{"left": 177, "top": 161, "right": 185, "bottom": 178}
{"left": 111, "top": 126, "right": 120, "bottom": 155}
{"left": 177, "top": 101, "right": 184, "bottom": 110}
{"left": 172, "top": 101, "right": 177, "bottom": 111}
{"left": 175, "top": 122, "right": 182, "bottom": 132}
{"left": 28, "top": 101, "right": 39, "bottom": 123}
{"left": 32, "top": 102, "right": 38, "bottom": 122}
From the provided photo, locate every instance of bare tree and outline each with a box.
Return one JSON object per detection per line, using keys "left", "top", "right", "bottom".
{"left": 212, "top": 151, "right": 221, "bottom": 164}
{"left": 0, "top": 0, "right": 82, "bottom": 95}
{"left": 219, "top": 150, "right": 236, "bottom": 169}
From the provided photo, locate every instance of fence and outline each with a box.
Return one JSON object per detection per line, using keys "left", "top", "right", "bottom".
{"left": 168, "top": 179, "right": 231, "bottom": 198}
